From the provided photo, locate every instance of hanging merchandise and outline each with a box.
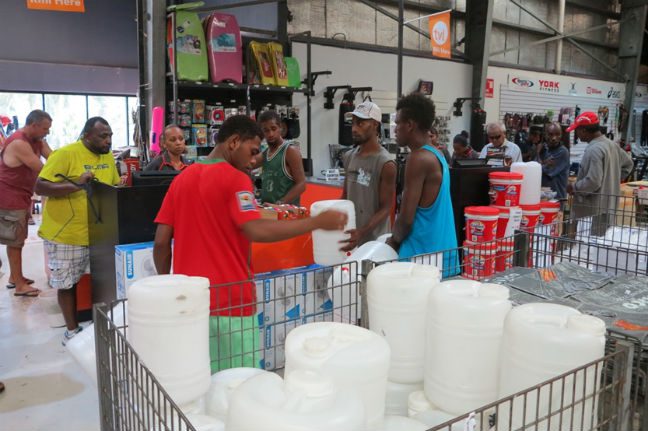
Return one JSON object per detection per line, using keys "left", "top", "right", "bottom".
{"left": 470, "top": 107, "right": 487, "bottom": 152}
{"left": 339, "top": 92, "right": 355, "bottom": 147}
{"left": 205, "top": 13, "right": 243, "bottom": 84}
{"left": 267, "top": 42, "right": 289, "bottom": 87}
{"left": 598, "top": 106, "right": 609, "bottom": 126}
{"left": 149, "top": 106, "right": 164, "bottom": 156}
{"left": 284, "top": 57, "right": 301, "bottom": 88}
{"left": 574, "top": 104, "right": 581, "bottom": 119}
{"left": 248, "top": 42, "right": 276, "bottom": 85}
{"left": 167, "top": 10, "right": 209, "bottom": 81}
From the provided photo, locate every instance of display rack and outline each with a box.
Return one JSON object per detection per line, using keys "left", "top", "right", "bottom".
{"left": 166, "top": 7, "right": 315, "bottom": 170}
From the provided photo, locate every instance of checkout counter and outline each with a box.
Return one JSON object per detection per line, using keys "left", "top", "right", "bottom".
{"left": 87, "top": 177, "right": 345, "bottom": 304}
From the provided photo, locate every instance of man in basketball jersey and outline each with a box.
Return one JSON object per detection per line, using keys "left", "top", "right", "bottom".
{"left": 257, "top": 110, "right": 305, "bottom": 205}
{"left": 386, "top": 93, "right": 458, "bottom": 273}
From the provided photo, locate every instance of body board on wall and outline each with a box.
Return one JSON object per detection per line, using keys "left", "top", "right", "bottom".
{"left": 167, "top": 10, "right": 209, "bottom": 81}
{"left": 205, "top": 12, "right": 243, "bottom": 84}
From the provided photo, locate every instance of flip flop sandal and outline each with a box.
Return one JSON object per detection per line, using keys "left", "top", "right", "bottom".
{"left": 6, "top": 279, "right": 35, "bottom": 289}
{"left": 14, "top": 290, "right": 40, "bottom": 297}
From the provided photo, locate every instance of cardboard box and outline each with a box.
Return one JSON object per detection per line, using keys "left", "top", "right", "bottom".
{"left": 114, "top": 242, "right": 157, "bottom": 299}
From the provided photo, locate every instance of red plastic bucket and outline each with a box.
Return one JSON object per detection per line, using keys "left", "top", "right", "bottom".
{"left": 495, "top": 239, "right": 515, "bottom": 273}
{"left": 463, "top": 241, "right": 497, "bottom": 280}
{"left": 494, "top": 206, "right": 521, "bottom": 239}
{"left": 465, "top": 206, "right": 500, "bottom": 243}
{"left": 520, "top": 204, "right": 541, "bottom": 233}
{"left": 488, "top": 172, "right": 524, "bottom": 207}
{"left": 539, "top": 200, "right": 561, "bottom": 225}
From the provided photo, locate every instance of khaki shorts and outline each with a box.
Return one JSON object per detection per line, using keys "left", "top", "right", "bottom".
{"left": 0, "top": 208, "right": 28, "bottom": 248}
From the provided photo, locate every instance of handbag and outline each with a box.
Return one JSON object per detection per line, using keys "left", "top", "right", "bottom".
{"left": 0, "top": 211, "right": 21, "bottom": 242}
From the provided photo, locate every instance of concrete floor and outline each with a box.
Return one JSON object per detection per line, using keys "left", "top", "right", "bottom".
{"left": 0, "top": 215, "right": 100, "bottom": 431}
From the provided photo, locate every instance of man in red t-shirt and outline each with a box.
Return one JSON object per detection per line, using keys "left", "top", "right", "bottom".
{"left": 153, "top": 115, "right": 346, "bottom": 372}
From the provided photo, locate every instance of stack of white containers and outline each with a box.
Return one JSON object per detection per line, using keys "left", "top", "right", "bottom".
{"left": 366, "top": 262, "right": 440, "bottom": 416}
{"left": 310, "top": 199, "right": 356, "bottom": 266}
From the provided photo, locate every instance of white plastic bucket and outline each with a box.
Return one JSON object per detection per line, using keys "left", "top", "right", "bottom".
{"left": 205, "top": 367, "right": 269, "bottom": 420}
{"left": 511, "top": 161, "right": 542, "bottom": 205}
{"left": 425, "top": 281, "right": 511, "bottom": 414}
{"left": 284, "top": 322, "right": 390, "bottom": 429}
{"left": 227, "top": 370, "right": 365, "bottom": 431}
{"left": 128, "top": 275, "right": 211, "bottom": 406}
{"left": 367, "top": 262, "right": 440, "bottom": 383}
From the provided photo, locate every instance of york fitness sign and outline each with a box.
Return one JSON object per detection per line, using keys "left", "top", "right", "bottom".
{"left": 26, "top": 0, "right": 85, "bottom": 13}
{"left": 510, "top": 75, "right": 623, "bottom": 98}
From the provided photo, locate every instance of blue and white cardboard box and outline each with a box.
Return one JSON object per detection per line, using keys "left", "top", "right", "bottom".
{"left": 114, "top": 242, "right": 157, "bottom": 300}
{"left": 254, "top": 264, "right": 333, "bottom": 370}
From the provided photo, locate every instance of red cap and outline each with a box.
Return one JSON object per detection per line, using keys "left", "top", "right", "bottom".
{"left": 566, "top": 112, "right": 599, "bottom": 132}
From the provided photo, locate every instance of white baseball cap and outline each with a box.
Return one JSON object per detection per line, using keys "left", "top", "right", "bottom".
{"left": 351, "top": 101, "right": 382, "bottom": 122}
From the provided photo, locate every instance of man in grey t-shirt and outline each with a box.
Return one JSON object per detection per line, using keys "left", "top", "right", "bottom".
{"left": 340, "top": 101, "right": 397, "bottom": 251}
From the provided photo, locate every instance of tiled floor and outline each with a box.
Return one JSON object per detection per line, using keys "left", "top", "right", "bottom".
{"left": 0, "top": 215, "right": 100, "bottom": 431}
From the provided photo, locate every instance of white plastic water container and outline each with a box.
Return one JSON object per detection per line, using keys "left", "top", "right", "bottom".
{"left": 374, "top": 415, "right": 429, "bottom": 431}
{"left": 284, "top": 322, "right": 390, "bottom": 430}
{"left": 180, "top": 397, "right": 206, "bottom": 415}
{"left": 499, "top": 303, "right": 606, "bottom": 431}
{"left": 128, "top": 275, "right": 211, "bottom": 406}
{"left": 367, "top": 262, "right": 440, "bottom": 383}
{"left": 511, "top": 161, "right": 542, "bottom": 205}
{"left": 310, "top": 199, "right": 356, "bottom": 266}
{"left": 425, "top": 281, "right": 512, "bottom": 414}
{"left": 385, "top": 381, "right": 423, "bottom": 416}
{"left": 328, "top": 241, "right": 399, "bottom": 323}
{"left": 205, "top": 367, "right": 269, "bottom": 420}
{"left": 226, "top": 369, "right": 365, "bottom": 431}
{"left": 186, "top": 414, "right": 225, "bottom": 431}
{"left": 66, "top": 303, "right": 127, "bottom": 385}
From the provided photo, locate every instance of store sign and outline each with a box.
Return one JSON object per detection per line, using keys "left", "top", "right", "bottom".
{"left": 538, "top": 80, "right": 559, "bottom": 93}
{"left": 586, "top": 86, "right": 603, "bottom": 95}
{"left": 607, "top": 87, "right": 622, "bottom": 99}
{"left": 428, "top": 11, "right": 451, "bottom": 59}
{"left": 568, "top": 82, "right": 577, "bottom": 95}
{"left": 26, "top": 0, "right": 85, "bottom": 13}
{"left": 511, "top": 77, "right": 534, "bottom": 89}
{"left": 485, "top": 78, "right": 494, "bottom": 98}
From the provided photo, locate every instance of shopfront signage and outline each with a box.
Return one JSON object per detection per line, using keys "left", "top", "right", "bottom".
{"left": 607, "top": 87, "right": 621, "bottom": 99}
{"left": 538, "top": 80, "right": 559, "bottom": 93}
{"left": 26, "top": 0, "right": 85, "bottom": 13}
{"left": 511, "top": 77, "right": 534, "bottom": 89}
{"left": 586, "top": 86, "right": 602, "bottom": 95}
{"left": 568, "top": 82, "right": 577, "bottom": 95}
{"left": 485, "top": 78, "right": 494, "bottom": 98}
{"left": 428, "top": 11, "right": 451, "bottom": 59}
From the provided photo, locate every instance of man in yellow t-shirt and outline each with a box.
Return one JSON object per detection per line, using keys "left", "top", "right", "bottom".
{"left": 35, "top": 116, "right": 121, "bottom": 345}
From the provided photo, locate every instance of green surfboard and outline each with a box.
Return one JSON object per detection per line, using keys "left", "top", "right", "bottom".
{"left": 285, "top": 57, "right": 301, "bottom": 88}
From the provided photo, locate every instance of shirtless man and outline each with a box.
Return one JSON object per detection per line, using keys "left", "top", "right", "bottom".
{"left": 386, "top": 93, "right": 457, "bottom": 272}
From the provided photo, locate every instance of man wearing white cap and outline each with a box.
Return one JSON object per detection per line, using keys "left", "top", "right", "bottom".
{"left": 340, "top": 101, "right": 396, "bottom": 251}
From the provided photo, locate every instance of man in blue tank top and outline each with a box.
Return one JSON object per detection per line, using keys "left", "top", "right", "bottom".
{"left": 386, "top": 93, "right": 458, "bottom": 276}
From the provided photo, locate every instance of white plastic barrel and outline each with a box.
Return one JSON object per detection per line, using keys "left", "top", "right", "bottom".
{"left": 328, "top": 241, "right": 399, "bottom": 324}
{"left": 226, "top": 370, "right": 365, "bottom": 431}
{"left": 413, "top": 410, "right": 465, "bottom": 431}
{"left": 499, "top": 303, "right": 606, "bottom": 431}
{"left": 367, "top": 262, "right": 440, "bottom": 383}
{"left": 205, "top": 367, "right": 269, "bottom": 420}
{"left": 374, "top": 416, "right": 429, "bottom": 431}
{"left": 128, "top": 275, "right": 211, "bottom": 406}
{"left": 284, "top": 322, "right": 390, "bottom": 430}
{"left": 385, "top": 381, "right": 423, "bottom": 416}
{"left": 310, "top": 199, "right": 356, "bottom": 265}
{"left": 511, "top": 161, "right": 542, "bottom": 205}
{"left": 425, "top": 281, "right": 511, "bottom": 414}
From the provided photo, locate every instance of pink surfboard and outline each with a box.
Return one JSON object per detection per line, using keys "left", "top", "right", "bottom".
{"left": 206, "top": 12, "right": 243, "bottom": 84}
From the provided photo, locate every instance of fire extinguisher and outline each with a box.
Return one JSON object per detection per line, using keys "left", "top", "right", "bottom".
{"left": 339, "top": 91, "right": 355, "bottom": 146}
